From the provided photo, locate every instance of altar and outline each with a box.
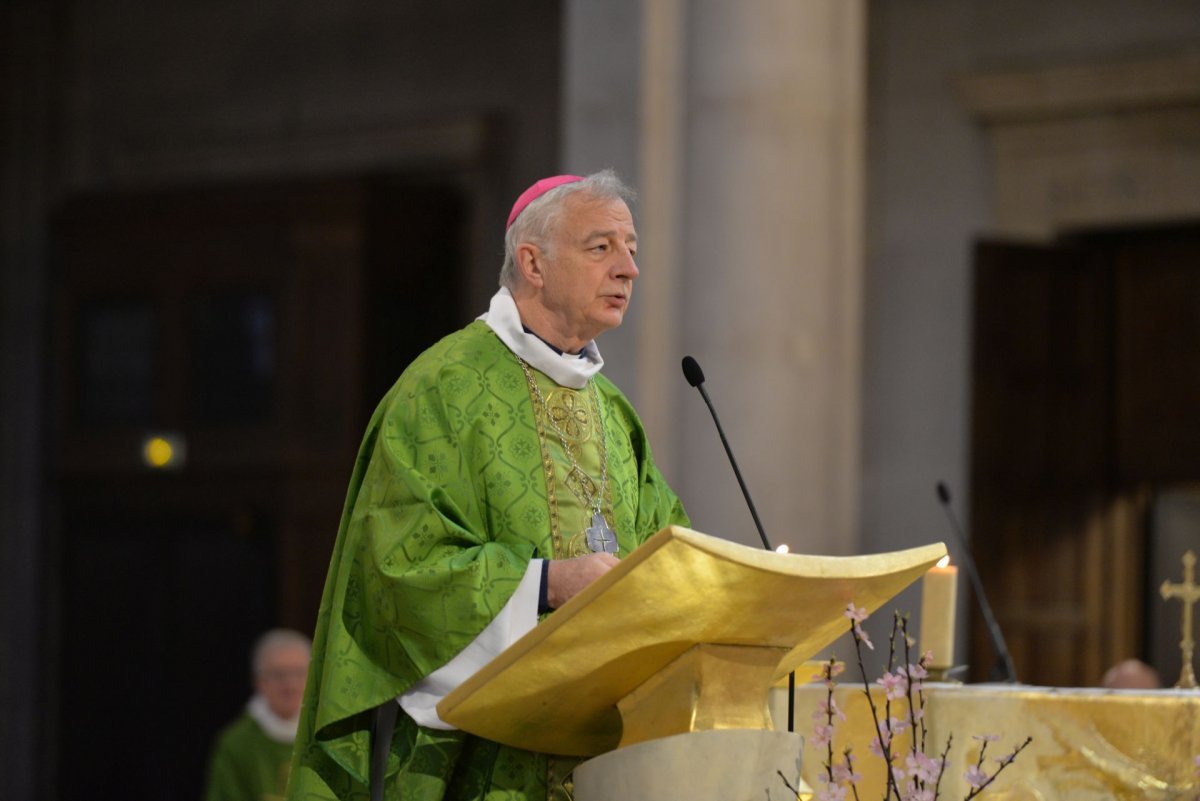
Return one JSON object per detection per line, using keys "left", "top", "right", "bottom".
{"left": 777, "top": 682, "right": 1200, "bottom": 800}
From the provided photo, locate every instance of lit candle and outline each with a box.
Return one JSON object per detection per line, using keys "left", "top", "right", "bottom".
{"left": 920, "top": 556, "right": 958, "bottom": 670}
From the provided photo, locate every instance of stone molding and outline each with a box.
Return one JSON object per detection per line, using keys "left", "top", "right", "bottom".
{"left": 956, "top": 51, "right": 1200, "bottom": 238}
{"left": 956, "top": 51, "right": 1200, "bottom": 122}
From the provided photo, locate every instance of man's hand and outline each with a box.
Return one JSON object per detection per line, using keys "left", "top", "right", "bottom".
{"left": 546, "top": 553, "right": 620, "bottom": 609}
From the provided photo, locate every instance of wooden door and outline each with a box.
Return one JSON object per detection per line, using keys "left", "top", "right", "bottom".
{"left": 969, "top": 241, "right": 1139, "bottom": 686}
{"left": 970, "top": 226, "right": 1200, "bottom": 687}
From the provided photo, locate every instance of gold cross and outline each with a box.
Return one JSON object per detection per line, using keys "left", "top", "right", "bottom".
{"left": 1160, "top": 550, "right": 1199, "bottom": 689}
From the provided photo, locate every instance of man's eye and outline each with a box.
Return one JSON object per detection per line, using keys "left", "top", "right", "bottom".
{"left": 592, "top": 244, "right": 608, "bottom": 252}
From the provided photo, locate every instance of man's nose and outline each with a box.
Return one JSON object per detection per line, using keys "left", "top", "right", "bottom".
{"left": 615, "top": 246, "right": 639, "bottom": 279}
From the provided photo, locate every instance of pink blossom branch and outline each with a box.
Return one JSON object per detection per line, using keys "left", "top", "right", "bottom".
{"left": 963, "top": 736, "right": 1033, "bottom": 800}
{"left": 843, "top": 748, "right": 862, "bottom": 801}
{"left": 899, "top": 615, "right": 922, "bottom": 761}
{"left": 849, "top": 617, "right": 902, "bottom": 801}
{"left": 932, "top": 734, "right": 953, "bottom": 800}
{"left": 823, "top": 659, "right": 837, "bottom": 784}
{"left": 884, "top": 612, "right": 899, "bottom": 742}
{"left": 975, "top": 739, "right": 989, "bottom": 772}
{"left": 777, "top": 770, "right": 800, "bottom": 796}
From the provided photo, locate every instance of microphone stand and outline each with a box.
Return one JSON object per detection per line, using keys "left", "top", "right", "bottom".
{"left": 935, "top": 482, "right": 1018, "bottom": 683}
{"left": 682, "top": 356, "right": 796, "bottom": 732}
{"left": 689, "top": 383, "right": 773, "bottom": 553}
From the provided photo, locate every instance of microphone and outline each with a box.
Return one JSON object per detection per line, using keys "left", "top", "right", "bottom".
{"left": 682, "top": 356, "right": 797, "bottom": 734}
{"left": 680, "top": 356, "right": 772, "bottom": 552}
{"left": 935, "top": 481, "right": 1018, "bottom": 683}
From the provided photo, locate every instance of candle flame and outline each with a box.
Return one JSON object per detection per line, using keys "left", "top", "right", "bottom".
{"left": 937, "top": 555, "right": 951, "bottom": 568}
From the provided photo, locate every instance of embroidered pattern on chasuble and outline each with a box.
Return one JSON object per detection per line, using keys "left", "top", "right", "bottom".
{"left": 287, "top": 322, "right": 687, "bottom": 801}
{"left": 525, "top": 373, "right": 620, "bottom": 561}
{"left": 522, "top": 370, "right": 623, "bottom": 801}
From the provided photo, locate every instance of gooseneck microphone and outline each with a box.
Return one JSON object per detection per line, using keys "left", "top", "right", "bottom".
{"left": 935, "top": 481, "right": 1018, "bottom": 684}
{"left": 681, "top": 356, "right": 773, "bottom": 552}
{"left": 682, "top": 355, "right": 797, "bottom": 733}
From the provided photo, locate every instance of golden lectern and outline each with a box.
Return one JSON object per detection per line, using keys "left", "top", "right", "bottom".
{"left": 439, "top": 526, "right": 945, "bottom": 801}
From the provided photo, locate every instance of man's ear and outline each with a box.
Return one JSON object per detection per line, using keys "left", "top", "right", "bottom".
{"left": 516, "top": 242, "right": 547, "bottom": 288}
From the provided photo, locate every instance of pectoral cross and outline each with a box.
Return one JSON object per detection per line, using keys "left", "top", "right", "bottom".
{"left": 585, "top": 513, "right": 619, "bottom": 555}
{"left": 1160, "top": 550, "right": 1198, "bottom": 689}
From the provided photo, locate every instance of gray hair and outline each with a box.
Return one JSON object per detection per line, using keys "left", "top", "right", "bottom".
{"left": 499, "top": 169, "right": 636, "bottom": 290}
{"left": 251, "top": 628, "right": 312, "bottom": 677}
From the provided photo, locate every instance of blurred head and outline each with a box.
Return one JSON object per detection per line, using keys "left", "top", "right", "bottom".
{"left": 1101, "top": 658, "right": 1161, "bottom": 690}
{"left": 502, "top": 170, "right": 640, "bottom": 352}
{"left": 252, "top": 628, "right": 311, "bottom": 720}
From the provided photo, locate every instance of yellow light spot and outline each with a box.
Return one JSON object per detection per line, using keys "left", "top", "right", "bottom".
{"left": 144, "top": 437, "right": 174, "bottom": 468}
{"left": 775, "top": 544, "right": 790, "bottom": 554}
{"left": 937, "top": 555, "right": 951, "bottom": 568}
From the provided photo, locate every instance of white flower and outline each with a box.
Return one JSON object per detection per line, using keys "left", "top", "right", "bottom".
{"left": 964, "top": 765, "right": 988, "bottom": 788}
{"left": 844, "top": 602, "right": 868, "bottom": 623}
{"left": 812, "top": 723, "right": 835, "bottom": 749}
{"left": 855, "top": 622, "right": 875, "bottom": 650}
{"left": 816, "top": 697, "right": 847, "bottom": 721}
{"left": 904, "top": 752, "right": 942, "bottom": 784}
{"left": 832, "top": 759, "right": 861, "bottom": 785}
{"left": 877, "top": 671, "right": 907, "bottom": 700}
{"left": 816, "top": 784, "right": 848, "bottom": 801}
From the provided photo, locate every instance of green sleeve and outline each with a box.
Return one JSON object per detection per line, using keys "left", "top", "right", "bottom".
{"left": 295, "top": 350, "right": 540, "bottom": 797}
{"left": 345, "top": 373, "right": 538, "bottom": 684}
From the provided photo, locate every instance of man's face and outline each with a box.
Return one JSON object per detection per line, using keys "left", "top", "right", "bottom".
{"left": 255, "top": 644, "right": 310, "bottom": 720}
{"left": 537, "top": 193, "right": 639, "bottom": 348}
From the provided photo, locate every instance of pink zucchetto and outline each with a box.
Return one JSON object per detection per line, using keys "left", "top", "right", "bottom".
{"left": 506, "top": 174, "right": 585, "bottom": 229}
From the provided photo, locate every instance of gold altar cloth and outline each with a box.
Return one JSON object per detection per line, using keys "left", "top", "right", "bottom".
{"left": 784, "top": 683, "right": 1200, "bottom": 800}
{"left": 439, "top": 525, "right": 945, "bottom": 756}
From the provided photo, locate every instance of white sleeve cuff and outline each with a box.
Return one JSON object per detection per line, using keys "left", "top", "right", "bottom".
{"left": 397, "top": 558, "right": 543, "bottom": 730}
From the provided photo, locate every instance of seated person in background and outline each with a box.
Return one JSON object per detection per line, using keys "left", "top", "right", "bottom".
{"left": 205, "top": 628, "right": 312, "bottom": 801}
{"left": 1100, "top": 658, "right": 1162, "bottom": 690}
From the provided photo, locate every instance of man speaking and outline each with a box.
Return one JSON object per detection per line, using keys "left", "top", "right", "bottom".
{"left": 287, "top": 170, "right": 689, "bottom": 801}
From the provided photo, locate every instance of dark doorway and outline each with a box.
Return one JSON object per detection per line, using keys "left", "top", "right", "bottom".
{"left": 58, "top": 514, "right": 275, "bottom": 801}
{"left": 46, "top": 173, "right": 469, "bottom": 800}
{"left": 969, "top": 224, "right": 1200, "bottom": 688}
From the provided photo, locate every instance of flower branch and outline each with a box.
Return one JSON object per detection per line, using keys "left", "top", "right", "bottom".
{"left": 785, "top": 602, "right": 1031, "bottom": 801}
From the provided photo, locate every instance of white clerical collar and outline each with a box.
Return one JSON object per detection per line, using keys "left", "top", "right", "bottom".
{"left": 478, "top": 287, "right": 604, "bottom": 389}
{"left": 246, "top": 693, "right": 299, "bottom": 744}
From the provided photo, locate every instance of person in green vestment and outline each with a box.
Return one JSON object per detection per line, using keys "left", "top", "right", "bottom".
{"left": 205, "top": 629, "right": 312, "bottom": 801}
{"left": 286, "top": 170, "right": 689, "bottom": 801}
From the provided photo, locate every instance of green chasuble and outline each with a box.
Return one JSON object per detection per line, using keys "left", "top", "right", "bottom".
{"left": 205, "top": 712, "right": 295, "bottom": 801}
{"left": 287, "top": 320, "right": 688, "bottom": 801}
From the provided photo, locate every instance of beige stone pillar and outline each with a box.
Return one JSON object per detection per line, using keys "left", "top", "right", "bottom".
{"left": 660, "top": 1, "right": 866, "bottom": 554}
{"left": 564, "top": 0, "right": 866, "bottom": 554}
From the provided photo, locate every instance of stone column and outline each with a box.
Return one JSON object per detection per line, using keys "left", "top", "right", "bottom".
{"left": 564, "top": 0, "right": 866, "bottom": 553}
